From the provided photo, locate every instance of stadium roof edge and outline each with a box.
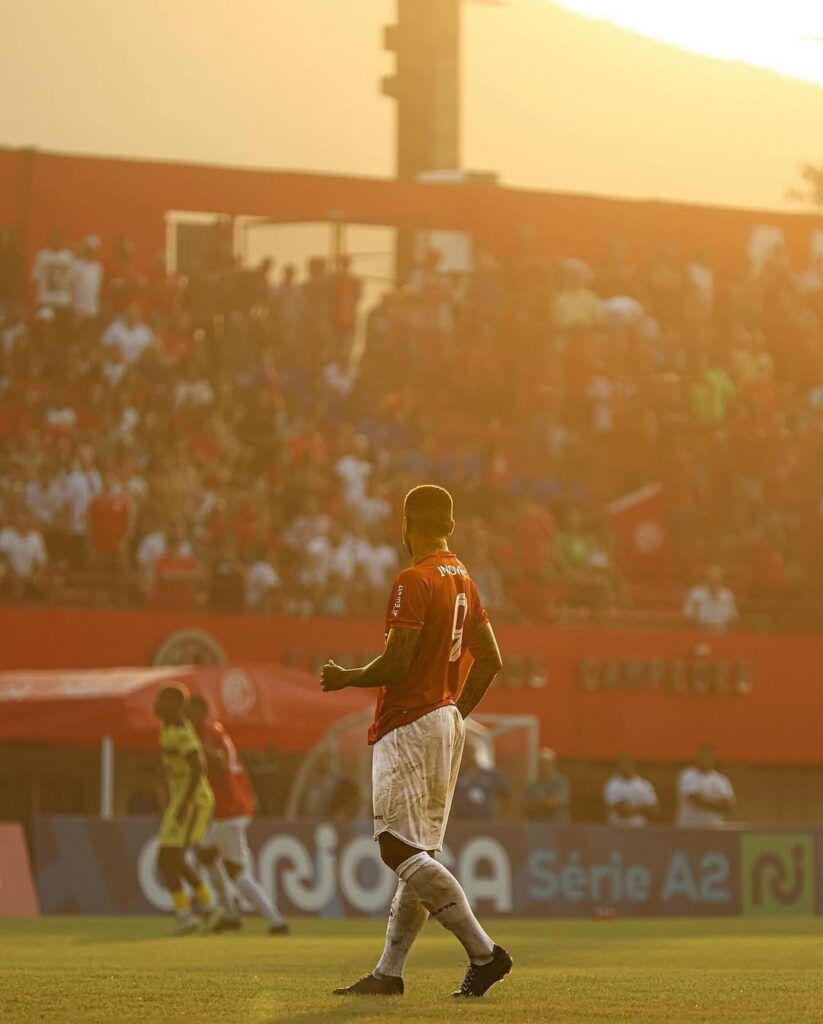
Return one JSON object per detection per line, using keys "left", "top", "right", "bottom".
{"left": 1, "top": 143, "right": 820, "bottom": 222}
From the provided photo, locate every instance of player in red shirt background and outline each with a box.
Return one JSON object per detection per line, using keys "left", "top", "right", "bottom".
{"left": 321, "top": 484, "right": 511, "bottom": 998}
{"left": 86, "top": 470, "right": 133, "bottom": 605}
{"left": 187, "top": 696, "right": 289, "bottom": 935}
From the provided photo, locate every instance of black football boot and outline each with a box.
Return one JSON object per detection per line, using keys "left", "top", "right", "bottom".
{"left": 452, "top": 945, "right": 513, "bottom": 997}
{"left": 333, "top": 973, "right": 404, "bottom": 996}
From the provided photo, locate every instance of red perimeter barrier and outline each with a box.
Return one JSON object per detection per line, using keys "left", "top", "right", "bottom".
{"left": 0, "top": 823, "right": 39, "bottom": 917}
{"left": 0, "top": 607, "right": 821, "bottom": 766}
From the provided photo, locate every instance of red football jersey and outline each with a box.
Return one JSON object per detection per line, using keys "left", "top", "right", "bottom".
{"left": 87, "top": 493, "right": 131, "bottom": 554}
{"left": 368, "top": 551, "right": 489, "bottom": 745}
{"left": 200, "top": 720, "right": 255, "bottom": 819}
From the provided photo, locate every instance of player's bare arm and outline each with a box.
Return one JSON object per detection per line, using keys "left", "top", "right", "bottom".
{"left": 175, "top": 749, "right": 203, "bottom": 824}
{"left": 455, "top": 621, "right": 503, "bottom": 719}
{"left": 320, "top": 627, "right": 421, "bottom": 692}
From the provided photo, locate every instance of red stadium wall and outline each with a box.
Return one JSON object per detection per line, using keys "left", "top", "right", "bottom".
{"left": 1, "top": 607, "right": 821, "bottom": 767}
{"left": 3, "top": 146, "right": 823, "bottom": 279}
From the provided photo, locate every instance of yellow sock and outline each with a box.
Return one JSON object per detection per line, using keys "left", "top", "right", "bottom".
{"left": 195, "top": 882, "right": 214, "bottom": 910}
{"left": 171, "top": 889, "right": 190, "bottom": 915}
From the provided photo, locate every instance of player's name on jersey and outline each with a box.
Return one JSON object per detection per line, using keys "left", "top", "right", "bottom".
{"left": 436, "top": 564, "right": 469, "bottom": 578}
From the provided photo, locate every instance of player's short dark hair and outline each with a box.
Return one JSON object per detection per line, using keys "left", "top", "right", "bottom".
{"left": 188, "top": 694, "right": 208, "bottom": 713}
{"left": 158, "top": 683, "right": 189, "bottom": 705}
{"left": 404, "top": 484, "right": 454, "bottom": 536}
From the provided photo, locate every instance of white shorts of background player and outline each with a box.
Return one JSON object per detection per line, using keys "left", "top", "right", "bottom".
{"left": 372, "top": 704, "right": 465, "bottom": 852}
{"left": 203, "top": 815, "right": 252, "bottom": 869}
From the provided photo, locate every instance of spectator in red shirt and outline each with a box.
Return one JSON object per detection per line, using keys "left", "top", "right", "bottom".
{"left": 143, "top": 518, "right": 201, "bottom": 611}
{"left": 87, "top": 469, "right": 133, "bottom": 604}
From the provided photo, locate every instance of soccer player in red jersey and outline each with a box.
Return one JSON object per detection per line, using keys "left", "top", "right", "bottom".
{"left": 322, "top": 485, "right": 511, "bottom": 998}
{"left": 187, "top": 696, "right": 289, "bottom": 935}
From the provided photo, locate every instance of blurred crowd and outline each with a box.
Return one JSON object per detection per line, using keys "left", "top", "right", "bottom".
{"left": 127, "top": 740, "right": 735, "bottom": 829}
{"left": 1, "top": 224, "right": 823, "bottom": 629}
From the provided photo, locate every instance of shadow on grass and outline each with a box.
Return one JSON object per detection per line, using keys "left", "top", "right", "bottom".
{"left": 74, "top": 925, "right": 280, "bottom": 946}
{"left": 262, "top": 998, "right": 498, "bottom": 1024}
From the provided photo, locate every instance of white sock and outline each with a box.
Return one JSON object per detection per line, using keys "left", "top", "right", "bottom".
{"left": 374, "top": 880, "right": 428, "bottom": 979}
{"left": 207, "top": 862, "right": 238, "bottom": 918}
{"left": 396, "top": 852, "right": 494, "bottom": 964}
{"left": 234, "top": 872, "right": 285, "bottom": 926}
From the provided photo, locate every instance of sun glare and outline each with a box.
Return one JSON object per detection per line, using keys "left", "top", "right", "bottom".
{"left": 552, "top": 0, "right": 823, "bottom": 88}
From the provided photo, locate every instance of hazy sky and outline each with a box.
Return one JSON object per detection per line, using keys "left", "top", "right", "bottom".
{"left": 556, "top": 0, "right": 823, "bottom": 87}
{"left": 3, "top": 0, "right": 823, "bottom": 211}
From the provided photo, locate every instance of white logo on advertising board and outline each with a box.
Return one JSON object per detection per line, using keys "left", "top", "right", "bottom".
{"left": 220, "top": 669, "right": 256, "bottom": 717}
{"left": 634, "top": 521, "right": 664, "bottom": 555}
{"left": 136, "top": 826, "right": 513, "bottom": 915}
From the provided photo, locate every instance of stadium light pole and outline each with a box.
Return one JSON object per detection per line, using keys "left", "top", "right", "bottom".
{"left": 382, "top": 0, "right": 506, "bottom": 282}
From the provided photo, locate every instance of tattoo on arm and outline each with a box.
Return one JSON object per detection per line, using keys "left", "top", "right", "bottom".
{"left": 456, "top": 622, "right": 503, "bottom": 719}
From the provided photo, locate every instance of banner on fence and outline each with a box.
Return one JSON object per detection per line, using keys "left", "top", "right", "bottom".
{"left": 0, "top": 823, "right": 40, "bottom": 916}
{"left": 32, "top": 816, "right": 823, "bottom": 919}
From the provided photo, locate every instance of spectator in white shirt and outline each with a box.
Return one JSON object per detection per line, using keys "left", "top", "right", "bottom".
{"left": 321, "top": 357, "right": 358, "bottom": 415}
{"left": 73, "top": 236, "right": 104, "bottom": 325}
{"left": 603, "top": 753, "right": 660, "bottom": 828}
{"left": 64, "top": 445, "right": 103, "bottom": 568}
{"left": 683, "top": 565, "right": 738, "bottom": 631}
{"left": 283, "top": 498, "right": 332, "bottom": 552}
{"left": 0, "top": 508, "right": 48, "bottom": 600}
{"left": 356, "top": 525, "right": 399, "bottom": 589}
{"left": 44, "top": 386, "right": 79, "bottom": 434}
{"left": 174, "top": 365, "right": 215, "bottom": 409}
{"left": 101, "top": 345, "right": 129, "bottom": 390}
{"left": 676, "top": 743, "right": 736, "bottom": 828}
{"left": 300, "top": 523, "right": 358, "bottom": 588}
{"left": 351, "top": 485, "right": 392, "bottom": 528}
{"left": 102, "top": 302, "right": 156, "bottom": 365}
{"left": 32, "top": 228, "right": 75, "bottom": 348}
{"left": 244, "top": 549, "right": 281, "bottom": 613}
{"left": 32, "top": 228, "right": 74, "bottom": 313}
{"left": 334, "top": 435, "right": 372, "bottom": 505}
{"left": 25, "top": 465, "right": 65, "bottom": 531}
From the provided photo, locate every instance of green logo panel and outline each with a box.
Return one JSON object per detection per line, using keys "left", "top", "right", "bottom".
{"left": 741, "top": 833, "right": 815, "bottom": 916}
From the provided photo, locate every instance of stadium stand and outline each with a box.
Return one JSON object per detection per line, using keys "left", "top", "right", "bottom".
{"left": 1, "top": 223, "right": 823, "bottom": 631}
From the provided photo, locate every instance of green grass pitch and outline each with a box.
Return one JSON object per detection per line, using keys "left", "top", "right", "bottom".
{"left": 3, "top": 916, "right": 823, "bottom": 1023}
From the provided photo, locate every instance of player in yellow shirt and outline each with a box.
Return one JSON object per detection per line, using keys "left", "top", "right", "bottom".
{"left": 154, "top": 683, "right": 218, "bottom": 935}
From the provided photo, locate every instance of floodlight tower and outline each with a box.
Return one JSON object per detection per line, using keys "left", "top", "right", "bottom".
{"left": 382, "top": 0, "right": 504, "bottom": 279}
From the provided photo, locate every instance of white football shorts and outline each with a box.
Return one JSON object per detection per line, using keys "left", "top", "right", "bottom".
{"left": 203, "top": 815, "right": 252, "bottom": 869}
{"left": 372, "top": 704, "right": 465, "bottom": 852}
